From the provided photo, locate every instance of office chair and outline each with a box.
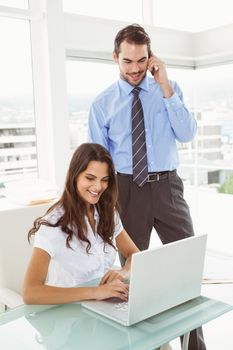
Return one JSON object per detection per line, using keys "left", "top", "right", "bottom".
{"left": 0, "top": 204, "right": 50, "bottom": 311}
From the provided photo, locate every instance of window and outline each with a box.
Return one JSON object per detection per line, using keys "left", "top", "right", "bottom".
{"left": 63, "top": 0, "right": 142, "bottom": 23}
{"left": 153, "top": 0, "right": 233, "bottom": 32}
{"left": 0, "top": 0, "right": 28, "bottom": 9}
{"left": 168, "top": 66, "right": 233, "bottom": 188}
{"left": 66, "top": 60, "right": 119, "bottom": 150}
{"left": 0, "top": 17, "right": 37, "bottom": 194}
{"left": 168, "top": 65, "right": 233, "bottom": 254}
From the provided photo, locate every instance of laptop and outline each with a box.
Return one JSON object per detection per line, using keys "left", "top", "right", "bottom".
{"left": 82, "top": 234, "right": 207, "bottom": 326}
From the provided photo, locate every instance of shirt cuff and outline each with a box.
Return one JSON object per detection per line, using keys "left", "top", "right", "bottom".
{"left": 163, "top": 92, "right": 183, "bottom": 111}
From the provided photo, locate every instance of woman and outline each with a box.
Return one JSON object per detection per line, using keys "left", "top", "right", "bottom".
{"left": 23, "top": 143, "right": 139, "bottom": 305}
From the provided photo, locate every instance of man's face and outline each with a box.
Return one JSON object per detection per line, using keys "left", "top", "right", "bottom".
{"left": 113, "top": 41, "right": 149, "bottom": 86}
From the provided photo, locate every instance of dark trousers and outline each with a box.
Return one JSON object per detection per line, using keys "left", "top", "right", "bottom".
{"left": 117, "top": 171, "right": 206, "bottom": 350}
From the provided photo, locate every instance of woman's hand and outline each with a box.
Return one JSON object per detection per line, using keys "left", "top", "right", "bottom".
{"left": 94, "top": 279, "right": 129, "bottom": 301}
{"left": 100, "top": 268, "right": 129, "bottom": 285}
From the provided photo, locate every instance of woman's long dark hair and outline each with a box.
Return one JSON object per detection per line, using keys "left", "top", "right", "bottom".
{"left": 28, "top": 143, "right": 118, "bottom": 252}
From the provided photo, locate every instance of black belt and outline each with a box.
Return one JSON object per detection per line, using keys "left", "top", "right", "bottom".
{"left": 117, "top": 170, "right": 176, "bottom": 182}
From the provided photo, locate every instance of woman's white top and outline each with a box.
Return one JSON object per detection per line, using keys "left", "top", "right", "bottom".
{"left": 33, "top": 207, "right": 123, "bottom": 287}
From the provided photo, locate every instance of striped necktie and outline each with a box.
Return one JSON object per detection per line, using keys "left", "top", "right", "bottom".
{"left": 131, "top": 87, "right": 148, "bottom": 187}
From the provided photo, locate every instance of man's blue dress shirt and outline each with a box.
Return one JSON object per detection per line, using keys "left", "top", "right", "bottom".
{"left": 88, "top": 75, "right": 197, "bottom": 174}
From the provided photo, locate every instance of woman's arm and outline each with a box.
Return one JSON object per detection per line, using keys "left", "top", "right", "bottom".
{"left": 100, "top": 229, "right": 139, "bottom": 284}
{"left": 23, "top": 247, "right": 129, "bottom": 305}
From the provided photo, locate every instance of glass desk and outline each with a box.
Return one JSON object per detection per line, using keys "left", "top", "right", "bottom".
{"left": 0, "top": 296, "right": 232, "bottom": 350}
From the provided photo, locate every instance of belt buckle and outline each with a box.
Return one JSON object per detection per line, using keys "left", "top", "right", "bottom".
{"left": 148, "top": 173, "right": 160, "bottom": 182}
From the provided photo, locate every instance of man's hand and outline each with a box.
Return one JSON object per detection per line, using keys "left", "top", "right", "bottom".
{"left": 148, "top": 54, "right": 174, "bottom": 98}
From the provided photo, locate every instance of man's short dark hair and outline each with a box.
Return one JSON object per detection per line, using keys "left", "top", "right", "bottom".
{"left": 114, "top": 24, "right": 151, "bottom": 56}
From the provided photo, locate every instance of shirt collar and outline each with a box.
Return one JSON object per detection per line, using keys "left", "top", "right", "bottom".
{"left": 84, "top": 205, "right": 99, "bottom": 222}
{"left": 118, "top": 75, "right": 150, "bottom": 95}
{"left": 84, "top": 206, "right": 99, "bottom": 236}
{"left": 93, "top": 205, "right": 99, "bottom": 220}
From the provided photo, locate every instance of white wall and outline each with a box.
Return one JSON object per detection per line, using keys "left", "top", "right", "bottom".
{"left": 64, "top": 13, "right": 233, "bottom": 69}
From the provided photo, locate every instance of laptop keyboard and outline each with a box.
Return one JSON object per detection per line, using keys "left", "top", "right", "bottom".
{"left": 114, "top": 302, "right": 128, "bottom": 312}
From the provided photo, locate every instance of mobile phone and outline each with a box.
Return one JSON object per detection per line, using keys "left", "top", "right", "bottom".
{"left": 148, "top": 50, "right": 155, "bottom": 76}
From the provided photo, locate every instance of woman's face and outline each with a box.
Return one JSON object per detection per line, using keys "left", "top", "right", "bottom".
{"left": 76, "top": 161, "right": 110, "bottom": 207}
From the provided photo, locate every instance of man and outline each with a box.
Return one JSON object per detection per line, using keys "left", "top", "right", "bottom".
{"left": 88, "top": 24, "right": 206, "bottom": 350}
